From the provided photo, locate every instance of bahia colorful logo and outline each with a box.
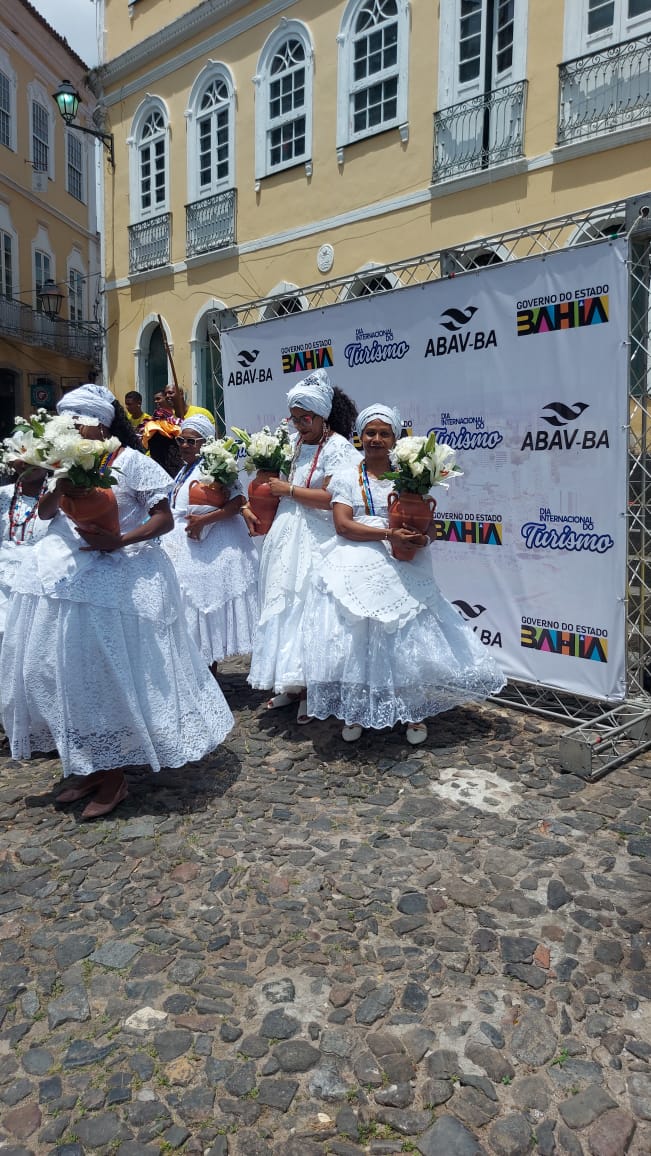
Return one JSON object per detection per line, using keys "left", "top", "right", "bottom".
{"left": 281, "top": 338, "right": 334, "bottom": 374}
{"left": 521, "top": 615, "right": 608, "bottom": 662}
{"left": 343, "top": 326, "right": 409, "bottom": 367}
{"left": 520, "top": 507, "right": 614, "bottom": 554}
{"left": 425, "top": 305, "right": 497, "bottom": 358}
{"left": 430, "top": 411, "right": 503, "bottom": 451}
{"left": 431, "top": 510, "right": 503, "bottom": 545}
{"left": 516, "top": 285, "right": 609, "bottom": 336}
{"left": 453, "top": 600, "right": 502, "bottom": 648}
{"left": 521, "top": 401, "right": 608, "bottom": 452}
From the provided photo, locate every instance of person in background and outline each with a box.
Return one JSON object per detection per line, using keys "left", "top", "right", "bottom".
{"left": 0, "top": 456, "right": 50, "bottom": 638}
{"left": 142, "top": 391, "right": 182, "bottom": 476}
{"left": 165, "top": 382, "right": 214, "bottom": 424}
{"left": 124, "top": 391, "right": 151, "bottom": 440}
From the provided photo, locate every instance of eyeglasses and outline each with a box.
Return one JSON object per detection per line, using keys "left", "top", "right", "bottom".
{"left": 290, "top": 413, "right": 315, "bottom": 428}
{"left": 177, "top": 436, "right": 203, "bottom": 446}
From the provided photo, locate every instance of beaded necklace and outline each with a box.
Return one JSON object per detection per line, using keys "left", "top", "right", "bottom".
{"left": 358, "top": 461, "right": 376, "bottom": 516}
{"left": 8, "top": 477, "right": 48, "bottom": 543}
{"left": 172, "top": 460, "right": 197, "bottom": 508}
{"left": 289, "top": 433, "right": 328, "bottom": 489}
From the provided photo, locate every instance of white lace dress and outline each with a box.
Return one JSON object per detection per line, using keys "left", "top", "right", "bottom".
{"left": 162, "top": 464, "right": 259, "bottom": 664}
{"left": 303, "top": 466, "right": 506, "bottom": 728}
{"left": 248, "top": 433, "right": 360, "bottom": 693}
{"left": 0, "top": 449, "right": 234, "bottom": 776}
{"left": 0, "top": 481, "right": 51, "bottom": 635}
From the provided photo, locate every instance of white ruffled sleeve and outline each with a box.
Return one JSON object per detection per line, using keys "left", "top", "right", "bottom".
{"left": 120, "top": 449, "right": 173, "bottom": 510}
{"left": 328, "top": 466, "right": 358, "bottom": 508}
{"left": 321, "top": 435, "right": 360, "bottom": 477}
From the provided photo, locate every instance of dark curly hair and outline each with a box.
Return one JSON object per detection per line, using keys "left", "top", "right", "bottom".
{"left": 109, "top": 400, "right": 145, "bottom": 452}
{"left": 328, "top": 386, "right": 357, "bottom": 440}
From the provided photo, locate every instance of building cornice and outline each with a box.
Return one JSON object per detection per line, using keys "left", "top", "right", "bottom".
{"left": 0, "top": 173, "right": 100, "bottom": 243}
{"left": 102, "top": 0, "right": 297, "bottom": 97}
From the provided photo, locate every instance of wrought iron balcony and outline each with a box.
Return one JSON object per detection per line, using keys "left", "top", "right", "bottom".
{"left": 128, "top": 212, "right": 172, "bottom": 275}
{"left": 186, "top": 189, "right": 236, "bottom": 258}
{"left": 0, "top": 294, "right": 102, "bottom": 360}
{"left": 558, "top": 33, "right": 651, "bottom": 146}
{"left": 433, "top": 80, "right": 527, "bottom": 183}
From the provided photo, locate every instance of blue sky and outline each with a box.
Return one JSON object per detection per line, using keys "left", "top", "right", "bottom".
{"left": 30, "top": 0, "right": 100, "bottom": 68}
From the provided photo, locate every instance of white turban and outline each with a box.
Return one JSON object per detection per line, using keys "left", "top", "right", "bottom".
{"left": 287, "top": 369, "right": 334, "bottom": 418}
{"left": 356, "top": 404, "right": 401, "bottom": 438}
{"left": 181, "top": 415, "right": 215, "bottom": 441}
{"left": 57, "top": 384, "right": 116, "bottom": 428}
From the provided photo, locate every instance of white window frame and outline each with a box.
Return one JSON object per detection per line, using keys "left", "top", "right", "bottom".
{"left": 564, "top": 0, "right": 651, "bottom": 58}
{"left": 67, "top": 263, "right": 86, "bottom": 323}
{"left": 0, "top": 229, "right": 13, "bottom": 299}
{"left": 186, "top": 63, "right": 236, "bottom": 202}
{"left": 438, "top": 0, "right": 528, "bottom": 111}
{"left": 33, "top": 243, "right": 53, "bottom": 313}
{"left": 127, "top": 96, "right": 170, "bottom": 223}
{"left": 66, "top": 129, "right": 86, "bottom": 203}
{"left": 336, "top": 0, "right": 409, "bottom": 161}
{"left": 0, "top": 204, "right": 17, "bottom": 300}
{"left": 254, "top": 20, "right": 314, "bottom": 184}
{"left": 0, "top": 48, "right": 17, "bottom": 153}
{"left": 27, "top": 80, "right": 54, "bottom": 181}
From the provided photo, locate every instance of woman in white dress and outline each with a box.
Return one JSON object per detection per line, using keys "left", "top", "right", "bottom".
{"left": 303, "top": 404, "right": 506, "bottom": 744}
{"left": 162, "top": 415, "right": 259, "bottom": 671}
{"left": 0, "top": 459, "right": 50, "bottom": 636}
{"left": 245, "top": 370, "right": 359, "bottom": 724}
{"left": 0, "top": 385, "right": 234, "bottom": 818}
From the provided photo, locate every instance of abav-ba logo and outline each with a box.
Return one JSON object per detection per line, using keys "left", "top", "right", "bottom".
{"left": 520, "top": 508, "right": 614, "bottom": 554}
{"left": 431, "top": 510, "right": 503, "bottom": 545}
{"left": 344, "top": 326, "right": 409, "bottom": 367}
{"left": 430, "top": 411, "right": 503, "bottom": 451}
{"left": 516, "top": 284, "right": 608, "bottom": 337}
{"left": 521, "top": 401, "right": 608, "bottom": 452}
{"left": 281, "top": 338, "right": 334, "bottom": 374}
{"left": 453, "top": 600, "right": 502, "bottom": 648}
{"left": 521, "top": 615, "right": 608, "bottom": 662}
{"left": 227, "top": 349, "right": 273, "bottom": 386}
{"left": 425, "top": 305, "right": 497, "bottom": 358}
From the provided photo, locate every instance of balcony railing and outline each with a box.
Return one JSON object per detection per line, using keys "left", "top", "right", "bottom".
{"left": 186, "top": 189, "right": 236, "bottom": 258}
{"left": 0, "top": 294, "right": 102, "bottom": 361}
{"left": 433, "top": 80, "right": 527, "bottom": 183}
{"left": 128, "top": 213, "right": 172, "bottom": 275}
{"left": 558, "top": 33, "right": 651, "bottom": 146}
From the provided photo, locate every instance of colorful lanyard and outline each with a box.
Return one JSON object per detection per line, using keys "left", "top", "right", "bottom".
{"left": 172, "top": 460, "right": 196, "bottom": 508}
{"left": 358, "top": 462, "right": 376, "bottom": 516}
{"left": 8, "top": 478, "right": 48, "bottom": 543}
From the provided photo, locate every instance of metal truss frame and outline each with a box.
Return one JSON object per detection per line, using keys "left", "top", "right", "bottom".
{"left": 210, "top": 193, "right": 651, "bottom": 777}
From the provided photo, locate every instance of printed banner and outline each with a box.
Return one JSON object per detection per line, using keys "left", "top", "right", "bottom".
{"left": 221, "top": 238, "right": 629, "bottom": 701}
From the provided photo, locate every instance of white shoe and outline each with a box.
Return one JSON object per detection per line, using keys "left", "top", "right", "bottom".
{"left": 406, "top": 723, "right": 428, "bottom": 745}
{"left": 342, "top": 724, "right": 363, "bottom": 742}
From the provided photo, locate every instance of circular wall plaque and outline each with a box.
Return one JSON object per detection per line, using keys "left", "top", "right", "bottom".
{"left": 317, "top": 243, "right": 334, "bottom": 274}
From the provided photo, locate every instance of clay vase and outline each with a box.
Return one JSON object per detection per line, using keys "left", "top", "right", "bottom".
{"left": 248, "top": 470, "right": 280, "bottom": 536}
{"left": 387, "top": 491, "right": 436, "bottom": 561}
{"left": 60, "top": 486, "right": 120, "bottom": 538}
{"left": 188, "top": 479, "right": 228, "bottom": 509}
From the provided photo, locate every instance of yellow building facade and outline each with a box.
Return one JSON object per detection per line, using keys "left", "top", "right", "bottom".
{"left": 0, "top": 0, "right": 102, "bottom": 431}
{"left": 99, "top": 0, "right": 651, "bottom": 422}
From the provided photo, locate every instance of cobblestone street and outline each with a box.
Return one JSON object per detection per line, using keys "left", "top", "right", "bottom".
{"left": 1, "top": 661, "right": 650, "bottom": 1156}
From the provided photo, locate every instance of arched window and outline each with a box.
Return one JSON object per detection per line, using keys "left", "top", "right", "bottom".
{"left": 28, "top": 79, "right": 55, "bottom": 180}
{"left": 254, "top": 21, "right": 314, "bottom": 183}
{"left": 337, "top": 0, "right": 409, "bottom": 160}
{"left": 260, "top": 281, "right": 307, "bottom": 320}
{"left": 0, "top": 47, "right": 17, "bottom": 153}
{"left": 129, "top": 98, "right": 170, "bottom": 222}
{"left": 187, "top": 65, "right": 235, "bottom": 200}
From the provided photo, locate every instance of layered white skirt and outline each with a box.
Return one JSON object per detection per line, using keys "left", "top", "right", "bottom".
{"left": 303, "top": 537, "right": 506, "bottom": 729}
{"left": 163, "top": 515, "right": 259, "bottom": 664}
{"left": 0, "top": 521, "right": 234, "bottom": 776}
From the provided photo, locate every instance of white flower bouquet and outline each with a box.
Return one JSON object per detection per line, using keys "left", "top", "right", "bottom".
{"left": 383, "top": 431, "right": 462, "bottom": 495}
{"left": 35, "top": 414, "right": 121, "bottom": 492}
{"left": 0, "top": 409, "right": 55, "bottom": 474}
{"left": 196, "top": 436, "right": 240, "bottom": 486}
{"left": 231, "top": 422, "right": 293, "bottom": 475}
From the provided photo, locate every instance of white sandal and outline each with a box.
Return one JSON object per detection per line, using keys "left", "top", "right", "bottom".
{"left": 266, "top": 692, "right": 300, "bottom": 710}
{"left": 342, "top": 724, "right": 363, "bottom": 742}
{"left": 406, "top": 723, "right": 428, "bottom": 745}
{"left": 296, "top": 699, "right": 313, "bottom": 725}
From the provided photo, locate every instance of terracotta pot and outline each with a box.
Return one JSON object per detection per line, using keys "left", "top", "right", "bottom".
{"left": 248, "top": 470, "right": 280, "bottom": 536}
{"left": 188, "top": 479, "right": 228, "bottom": 508}
{"left": 387, "top": 491, "right": 436, "bottom": 561}
{"left": 60, "top": 486, "right": 120, "bottom": 538}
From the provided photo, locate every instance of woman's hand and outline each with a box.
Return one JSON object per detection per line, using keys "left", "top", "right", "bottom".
{"left": 241, "top": 504, "right": 261, "bottom": 535}
{"left": 391, "top": 526, "right": 429, "bottom": 549}
{"left": 79, "top": 525, "right": 124, "bottom": 552}
{"left": 185, "top": 513, "right": 210, "bottom": 540}
{"left": 267, "top": 477, "right": 291, "bottom": 498}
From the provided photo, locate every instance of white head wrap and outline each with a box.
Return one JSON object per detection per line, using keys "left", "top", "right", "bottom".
{"left": 181, "top": 415, "right": 215, "bottom": 441}
{"left": 57, "top": 384, "right": 116, "bottom": 428}
{"left": 356, "top": 404, "right": 401, "bottom": 439}
{"left": 287, "top": 369, "right": 334, "bottom": 419}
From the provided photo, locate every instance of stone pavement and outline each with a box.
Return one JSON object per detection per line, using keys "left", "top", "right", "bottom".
{"left": 1, "top": 660, "right": 650, "bottom": 1156}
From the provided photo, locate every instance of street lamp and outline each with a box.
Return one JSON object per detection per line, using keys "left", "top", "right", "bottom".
{"left": 37, "top": 279, "right": 64, "bottom": 320}
{"left": 52, "top": 80, "right": 115, "bottom": 170}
